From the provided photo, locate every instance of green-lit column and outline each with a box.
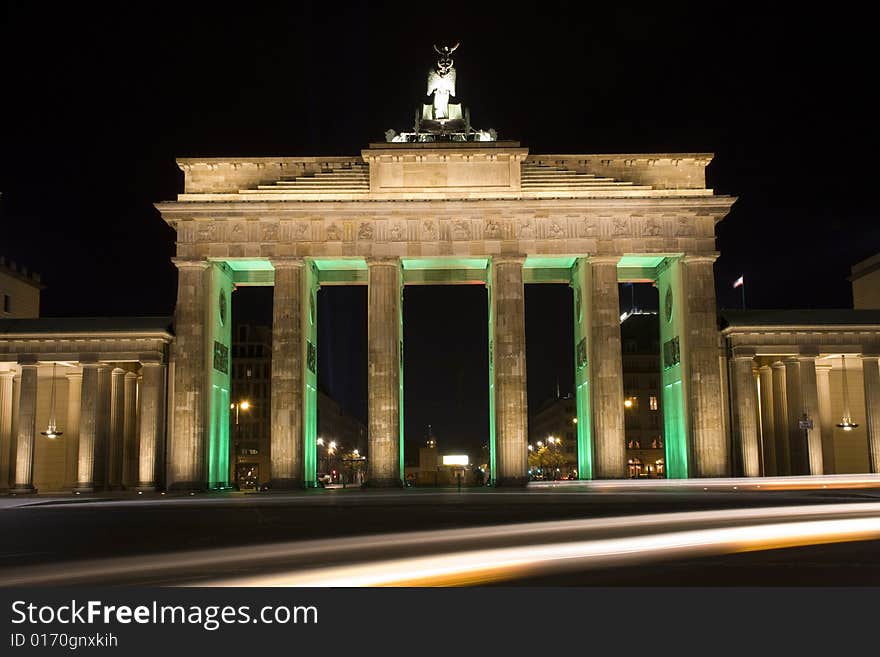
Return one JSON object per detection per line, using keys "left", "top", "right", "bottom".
{"left": 570, "top": 258, "right": 592, "bottom": 480}
{"left": 486, "top": 280, "right": 497, "bottom": 483}
{"left": 270, "top": 258, "right": 306, "bottom": 489}
{"left": 657, "top": 258, "right": 689, "bottom": 478}
{"left": 205, "top": 262, "right": 233, "bottom": 489}
{"left": 367, "top": 258, "right": 402, "bottom": 487}
{"left": 399, "top": 283, "right": 405, "bottom": 484}
{"left": 489, "top": 255, "right": 528, "bottom": 486}
{"left": 303, "top": 262, "right": 318, "bottom": 487}
{"left": 588, "top": 256, "right": 626, "bottom": 479}
{"left": 168, "top": 259, "right": 233, "bottom": 491}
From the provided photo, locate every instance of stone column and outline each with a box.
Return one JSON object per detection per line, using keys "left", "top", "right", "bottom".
{"left": 732, "top": 354, "right": 760, "bottom": 477}
{"left": 862, "top": 356, "right": 880, "bottom": 473}
{"left": 107, "top": 368, "right": 126, "bottom": 489}
{"left": 784, "top": 357, "right": 806, "bottom": 475}
{"left": 63, "top": 372, "right": 82, "bottom": 489}
{"left": 367, "top": 258, "right": 402, "bottom": 486}
{"left": 168, "top": 259, "right": 209, "bottom": 491}
{"left": 12, "top": 361, "right": 39, "bottom": 494}
{"left": 816, "top": 363, "right": 835, "bottom": 474}
{"left": 758, "top": 365, "right": 777, "bottom": 476}
{"left": 771, "top": 361, "right": 791, "bottom": 475}
{"left": 589, "top": 256, "right": 625, "bottom": 478}
{"left": 681, "top": 255, "right": 727, "bottom": 476}
{"left": 94, "top": 366, "right": 111, "bottom": 489}
{"left": 122, "top": 371, "right": 138, "bottom": 488}
{"left": 490, "top": 256, "right": 529, "bottom": 486}
{"left": 270, "top": 258, "right": 306, "bottom": 489}
{"left": 798, "top": 355, "right": 824, "bottom": 475}
{"left": 137, "top": 362, "right": 166, "bottom": 491}
{"left": 0, "top": 371, "right": 15, "bottom": 492}
{"left": 76, "top": 363, "right": 100, "bottom": 492}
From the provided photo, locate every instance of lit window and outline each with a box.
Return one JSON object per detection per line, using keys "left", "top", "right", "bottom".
{"left": 649, "top": 395, "right": 658, "bottom": 411}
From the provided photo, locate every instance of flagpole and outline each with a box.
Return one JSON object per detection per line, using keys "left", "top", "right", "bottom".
{"left": 741, "top": 280, "right": 746, "bottom": 310}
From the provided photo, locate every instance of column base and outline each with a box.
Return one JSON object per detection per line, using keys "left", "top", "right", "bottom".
{"left": 73, "top": 484, "right": 96, "bottom": 493}
{"left": 363, "top": 478, "right": 404, "bottom": 488}
{"left": 269, "top": 478, "right": 304, "bottom": 491}
{"left": 9, "top": 485, "right": 37, "bottom": 495}
{"left": 134, "top": 484, "right": 158, "bottom": 493}
{"left": 493, "top": 476, "right": 529, "bottom": 487}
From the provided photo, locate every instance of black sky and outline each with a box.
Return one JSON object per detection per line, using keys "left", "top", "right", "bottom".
{"left": 1, "top": 2, "right": 878, "bottom": 450}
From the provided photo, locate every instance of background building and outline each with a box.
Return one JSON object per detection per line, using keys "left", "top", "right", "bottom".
{"left": 0, "top": 257, "right": 43, "bottom": 319}
{"left": 230, "top": 323, "right": 366, "bottom": 489}
{"left": 620, "top": 312, "right": 665, "bottom": 478}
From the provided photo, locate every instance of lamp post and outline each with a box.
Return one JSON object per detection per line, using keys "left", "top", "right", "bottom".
{"left": 230, "top": 400, "right": 251, "bottom": 489}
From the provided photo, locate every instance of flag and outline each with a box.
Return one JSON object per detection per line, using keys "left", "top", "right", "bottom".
{"left": 733, "top": 275, "right": 744, "bottom": 289}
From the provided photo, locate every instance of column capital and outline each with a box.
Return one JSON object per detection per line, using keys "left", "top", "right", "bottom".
{"left": 587, "top": 255, "right": 621, "bottom": 266}
{"left": 491, "top": 254, "right": 526, "bottom": 266}
{"left": 124, "top": 371, "right": 138, "bottom": 381}
{"left": 270, "top": 256, "right": 306, "bottom": 269}
{"left": 0, "top": 370, "right": 15, "bottom": 380}
{"left": 17, "top": 357, "right": 38, "bottom": 367}
{"left": 861, "top": 352, "right": 880, "bottom": 361}
{"left": 681, "top": 252, "right": 720, "bottom": 265}
{"left": 815, "top": 362, "right": 833, "bottom": 373}
{"left": 771, "top": 360, "right": 787, "bottom": 370}
{"left": 66, "top": 371, "right": 83, "bottom": 380}
{"left": 732, "top": 347, "right": 757, "bottom": 360}
{"left": 171, "top": 257, "right": 210, "bottom": 270}
{"left": 366, "top": 256, "right": 401, "bottom": 267}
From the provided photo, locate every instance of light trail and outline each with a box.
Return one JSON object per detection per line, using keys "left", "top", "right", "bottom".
{"left": 206, "top": 516, "right": 880, "bottom": 587}
{"left": 5, "top": 502, "right": 880, "bottom": 586}
{"left": 529, "top": 473, "right": 880, "bottom": 491}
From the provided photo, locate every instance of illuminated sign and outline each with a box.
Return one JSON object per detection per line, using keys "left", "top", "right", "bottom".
{"left": 442, "top": 455, "right": 469, "bottom": 466}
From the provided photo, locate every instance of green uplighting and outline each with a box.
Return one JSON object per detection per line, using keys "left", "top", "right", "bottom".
{"left": 524, "top": 256, "right": 577, "bottom": 269}
{"left": 312, "top": 258, "right": 368, "bottom": 271}
{"left": 487, "top": 285, "right": 497, "bottom": 484}
{"left": 663, "top": 380, "right": 688, "bottom": 478}
{"left": 402, "top": 257, "right": 489, "bottom": 270}
{"left": 221, "top": 259, "right": 275, "bottom": 272}
{"left": 616, "top": 255, "right": 667, "bottom": 269}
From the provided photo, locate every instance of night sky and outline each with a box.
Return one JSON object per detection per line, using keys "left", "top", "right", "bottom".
{"left": 2, "top": 3, "right": 877, "bottom": 455}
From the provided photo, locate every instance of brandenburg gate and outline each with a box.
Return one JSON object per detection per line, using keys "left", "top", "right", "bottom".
{"left": 155, "top": 47, "right": 736, "bottom": 490}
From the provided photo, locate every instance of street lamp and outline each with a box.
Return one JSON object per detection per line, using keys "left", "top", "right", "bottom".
{"left": 230, "top": 400, "right": 252, "bottom": 489}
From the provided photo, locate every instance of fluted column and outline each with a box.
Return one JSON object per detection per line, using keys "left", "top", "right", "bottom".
{"left": 75, "top": 363, "right": 100, "bottom": 492}
{"left": 732, "top": 355, "right": 760, "bottom": 477}
{"left": 0, "top": 371, "right": 14, "bottom": 492}
{"left": 122, "top": 371, "right": 138, "bottom": 488}
{"left": 107, "top": 368, "right": 126, "bottom": 489}
{"left": 589, "top": 256, "right": 625, "bottom": 478}
{"left": 758, "top": 365, "right": 777, "bottom": 475}
{"left": 270, "top": 258, "right": 306, "bottom": 489}
{"left": 367, "top": 258, "right": 402, "bottom": 486}
{"left": 771, "top": 361, "right": 791, "bottom": 475}
{"left": 94, "top": 366, "right": 111, "bottom": 489}
{"left": 862, "top": 356, "right": 880, "bottom": 473}
{"left": 12, "top": 361, "right": 39, "bottom": 494}
{"left": 490, "top": 256, "right": 529, "bottom": 485}
{"left": 798, "top": 355, "right": 824, "bottom": 475}
{"left": 168, "top": 259, "right": 209, "bottom": 490}
{"left": 137, "top": 362, "right": 165, "bottom": 491}
{"left": 681, "top": 255, "right": 727, "bottom": 476}
{"left": 63, "top": 372, "right": 82, "bottom": 489}
{"left": 784, "top": 357, "right": 806, "bottom": 475}
{"left": 816, "top": 363, "right": 835, "bottom": 474}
